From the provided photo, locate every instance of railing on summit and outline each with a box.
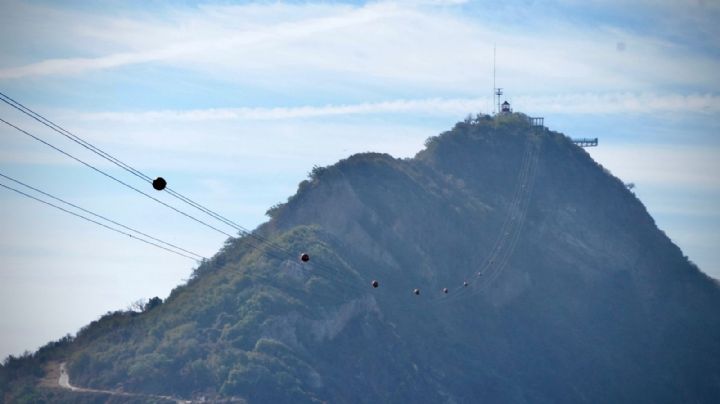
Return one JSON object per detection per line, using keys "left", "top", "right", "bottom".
{"left": 529, "top": 117, "right": 544, "bottom": 128}
{"left": 571, "top": 138, "right": 598, "bottom": 147}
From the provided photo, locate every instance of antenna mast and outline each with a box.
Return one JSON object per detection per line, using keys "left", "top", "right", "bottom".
{"left": 492, "top": 45, "right": 503, "bottom": 115}
{"left": 493, "top": 45, "right": 496, "bottom": 115}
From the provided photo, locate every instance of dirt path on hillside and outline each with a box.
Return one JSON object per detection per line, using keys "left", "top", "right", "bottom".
{"left": 50, "top": 362, "right": 191, "bottom": 403}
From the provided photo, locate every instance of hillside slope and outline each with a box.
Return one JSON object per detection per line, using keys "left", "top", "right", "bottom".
{"left": 3, "top": 113, "right": 719, "bottom": 403}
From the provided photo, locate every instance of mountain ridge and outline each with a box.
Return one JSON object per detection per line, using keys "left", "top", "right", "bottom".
{"left": 2, "top": 112, "right": 719, "bottom": 403}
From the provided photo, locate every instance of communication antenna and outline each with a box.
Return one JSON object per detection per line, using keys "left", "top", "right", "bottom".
{"left": 493, "top": 45, "right": 496, "bottom": 115}
{"left": 495, "top": 88, "right": 503, "bottom": 116}
{"left": 493, "top": 45, "right": 503, "bottom": 115}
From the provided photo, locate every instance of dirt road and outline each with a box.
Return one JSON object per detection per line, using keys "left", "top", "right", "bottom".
{"left": 55, "top": 362, "right": 190, "bottom": 403}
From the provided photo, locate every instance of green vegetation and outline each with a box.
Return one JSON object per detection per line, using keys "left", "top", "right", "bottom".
{"left": 3, "top": 113, "right": 719, "bottom": 403}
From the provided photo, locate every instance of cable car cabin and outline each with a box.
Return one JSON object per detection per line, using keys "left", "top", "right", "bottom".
{"left": 501, "top": 101, "right": 512, "bottom": 114}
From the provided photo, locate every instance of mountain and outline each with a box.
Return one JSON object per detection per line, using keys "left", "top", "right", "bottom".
{"left": 3, "top": 112, "right": 720, "bottom": 403}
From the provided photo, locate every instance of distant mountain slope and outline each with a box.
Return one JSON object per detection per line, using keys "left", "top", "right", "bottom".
{"left": 3, "top": 113, "right": 719, "bottom": 403}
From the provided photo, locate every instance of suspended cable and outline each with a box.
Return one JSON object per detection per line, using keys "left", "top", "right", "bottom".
{"left": 0, "top": 95, "right": 359, "bottom": 289}
{"left": 430, "top": 142, "right": 538, "bottom": 306}
{"left": 0, "top": 111, "right": 334, "bottom": 280}
{"left": 0, "top": 92, "right": 153, "bottom": 182}
{"left": 0, "top": 171, "right": 205, "bottom": 260}
{"left": 0, "top": 117, "right": 235, "bottom": 239}
{"left": 387, "top": 141, "right": 533, "bottom": 309}
{"left": 428, "top": 138, "right": 542, "bottom": 307}
{"left": 0, "top": 113, "right": 338, "bottom": 283}
{"left": 1, "top": 91, "right": 543, "bottom": 304}
{"left": 0, "top": 92, "right": 298, "bottom": 259}
{"left": 0, "top": 182, "right": 199, "bottom": 261}
{"left": 445, "top": 138, "right": 536, "bottom": 301}
{"left": 478, "top": 141, "right": 541, "bottom": 289}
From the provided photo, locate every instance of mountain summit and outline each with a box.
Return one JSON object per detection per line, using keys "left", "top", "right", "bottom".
{"left": 3, "top": 113, "right": 720, "bottom": 403}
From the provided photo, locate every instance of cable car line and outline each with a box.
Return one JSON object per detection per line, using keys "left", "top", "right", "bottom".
{"left": 475, "top": 141, "right": 534, "bottom": 274}
{"left": 467, "top": 140, "right": 536, "bottom": 286}
{"left": 0, "top": 171, "right": 205, "bottom": 260}
{"left": 450, "top": 150, "right": 539, "bottom": 303}
{"left": 418, "top": 138, "right": 537, "bottom": 307}
{"left": 478, "top": 142, "right": 540, "bottom": 291}
{"left": 1, "top": 90, "right": 545, "bottom": 306}
{"left": 451, "top": 140, "right": 538, "bottom": 303}
{"left": 358, "top": 137, "right": 541, "bottom": 311}
{"left": 409, "top": 136, "right": 539, "bottom": 309}
{"left": 431, "top": 138, "right": 542, "bottom": 306}
{"left": 0, "top": 116, "right": 316, "bottom": 281}
{"left": 0, "top": 117, "right": 235, "bottom": 239}
{"left": 0, "top": 115, "right": 311, "bottom": 277}
{"left": 0, "top": 182, "right": 199, "bottom": 261}
{"left": 0, "top": 92, "right": 153, "bottom": 182}
{"left": 0, "top": 101, "right": 353, "bottom": 284}
{"left": 0, "top": 94, "right": 432, "bottom": 291}
{"left": 1, "top": 93, "right": 385, "bottom": 296}
{"left": 482, "top": 141, "right": 540, "bottom": 285}
{"left": 0, "top": 92, "right": 298, "bottom": 261}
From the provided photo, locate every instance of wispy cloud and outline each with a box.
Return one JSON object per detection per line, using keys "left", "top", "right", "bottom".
{"left": 68, "top": 93, "right": 720, "bottom": 123}
{"left": 517, "top": 93, "right": 720, "bottom": 115}
{"left": 1, "top": 0, "right": 718, "bottom": 95}
{"left": 0, "top": 2, "right": 399, "bottom": 79}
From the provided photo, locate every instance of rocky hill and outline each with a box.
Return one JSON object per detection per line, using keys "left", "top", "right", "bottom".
{"left": 3, "top": 113, "right": 719, "bottom": 403}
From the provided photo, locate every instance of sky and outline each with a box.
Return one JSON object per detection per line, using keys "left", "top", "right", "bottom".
{"left": 0, "top": 0, "right": 718, "bottom": 360}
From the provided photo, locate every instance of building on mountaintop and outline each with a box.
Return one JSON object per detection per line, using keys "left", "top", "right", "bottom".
{"left": 501, "top": 100, "right": 512, "bottom": 114}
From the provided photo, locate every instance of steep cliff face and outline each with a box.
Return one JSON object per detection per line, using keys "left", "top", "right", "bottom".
{"left": 8, "top": 113, "right": 719, "bottom": 403}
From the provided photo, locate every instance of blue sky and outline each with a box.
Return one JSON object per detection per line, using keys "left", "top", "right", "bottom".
{"left": 1, "top": 0, "right": 718, "bottom": 359}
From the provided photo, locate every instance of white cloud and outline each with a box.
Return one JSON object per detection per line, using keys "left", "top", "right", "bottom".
{"left": 1, "top": 0, "right": 718, "bottom": 95}
{"left": 65, "top": 93, "right": 720, "bottom": 123}
{"left": 516, "top": 93, "right": 720, "bottom": 115}
{"left": 0, "top": 2, "right": 401, "bottom": 79}
{"left": 74, "top": 98, "right": 482, "bottom": 122}
{"left": 0, "top": 112, "right": 437, "bottom": 172}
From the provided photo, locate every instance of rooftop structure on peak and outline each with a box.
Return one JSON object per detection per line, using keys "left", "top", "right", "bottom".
{"left": 501, "top": 100, "right": 512, "bottom": 114}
